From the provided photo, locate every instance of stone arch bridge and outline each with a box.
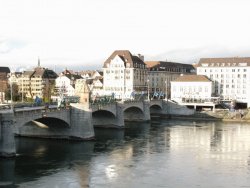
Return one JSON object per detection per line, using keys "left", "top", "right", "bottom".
{"left": 0, "top": 99, "right": 194, "bottom": 157}
{"left": 91, "top": 99, "right": 166, "bottom": 128}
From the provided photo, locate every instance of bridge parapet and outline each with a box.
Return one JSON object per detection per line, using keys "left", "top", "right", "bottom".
{"left": 91, "top": 103, "right": 117, "bottom": 116}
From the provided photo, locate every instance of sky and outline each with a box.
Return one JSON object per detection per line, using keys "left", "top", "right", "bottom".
{"left": 0, "top": 0, "right": 250, "bottom": 71}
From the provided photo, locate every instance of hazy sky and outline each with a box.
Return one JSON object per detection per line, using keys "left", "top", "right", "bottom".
{"left": 1, "top": 0, "right": 250, "bottom": 71}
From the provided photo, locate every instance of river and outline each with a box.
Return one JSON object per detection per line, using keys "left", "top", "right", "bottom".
{"left": 1, "top": 119, "right": 250, "bottom": 188}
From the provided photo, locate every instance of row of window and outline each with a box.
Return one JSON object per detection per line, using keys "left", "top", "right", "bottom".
{"left": 222, "top": 90, "right": 246, "bottom": 95}
{"left": 213, "top": 79, "right": 247, "bottom": 84}
{"left": 209, "top": 74, "right": 247, "bottom": 78}
{"left": 200, "top": 68, "right": 247, "bottom": 73}
{"left": 173, "top": 86, "right": 209, "bottom": 93}
{"left": 150, "top": 67, "right": 189, "bottom": 72}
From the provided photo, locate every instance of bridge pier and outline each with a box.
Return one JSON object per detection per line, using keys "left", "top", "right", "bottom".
{"left": 70, "top": 104, "right": 95, "bottom": 140}
{"left": 143, "top": 100, "right": 151, "bottom": 121}
{"left": 115, "top": 103, "right": 125, "bottom": 127}
{"left": 0, "top": 111, "right": 16, "bottom": 157}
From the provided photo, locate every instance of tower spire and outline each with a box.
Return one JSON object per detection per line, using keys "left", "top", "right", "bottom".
{"left": 38, "top": 57, "right": 40, "bottom": 67}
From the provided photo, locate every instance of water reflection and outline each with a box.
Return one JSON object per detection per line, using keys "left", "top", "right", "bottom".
{"left": 1, "top": 120, "right": 250, "bottom": 187}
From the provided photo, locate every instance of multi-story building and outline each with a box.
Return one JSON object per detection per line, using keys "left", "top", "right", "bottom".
{"left": 171, "top": 75, "right": 212, "bottom": 103}
{"left": 86, "top": 77, "right": 103, "bottom": 96}
{"left": 103, "top": 50, "right": 148, "bottom": 99}
{"left": 0, "top": 67, "right": 10, "bottom": 92}
{"left": 8, "top": 72, "right": 22, "bottom": 84}
{"left": 55, "top": 70, "right": 82, "bottom": 97}
{"left": 145, "top": 61, "right": 195, "bottom": 98}
{"left": 196, "top": 57, "right": 250, "bottom": 107}
{"left": 0, "top": 67, "right": 10, "bottom": 103}
{"left": 18, "top": 65, "right": 58, "bottom": 100}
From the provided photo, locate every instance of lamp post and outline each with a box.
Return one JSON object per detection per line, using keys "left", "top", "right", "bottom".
{"left": 165, "top": 80, "right": 168, "bottom": 100}
{"left": 7, "top": 73, "right": 13, "bottom": 109}
{"left": 10, "top": 79, "right": 13, "bottom": 109}
{"left": 22, "top": 73, "right": 24, "bottom": 103}
{"left": 147, "top": 79, "right": 150, "bottom": 101}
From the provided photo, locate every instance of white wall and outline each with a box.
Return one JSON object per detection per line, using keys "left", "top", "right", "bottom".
{"left": 56, "top": 76, "right": 75, "bottom": 96}
{"left": 197, "top": 66, "right": 250, "bottom": 106}
{"left": 171, "top": 81, "right": 212, "bottom": 103}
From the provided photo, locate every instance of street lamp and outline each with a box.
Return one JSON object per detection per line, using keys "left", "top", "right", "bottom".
{"left": 147, "top": 79, "right": 150, "bottom": 101}
{"left": 9, "top": 78, "right": 13, "bottom": 109}
{"left": 7, "top": 72, "right": 13, "bottom": 109}
{"left": 22, "top": 73, "right": 24, "bottom": 103}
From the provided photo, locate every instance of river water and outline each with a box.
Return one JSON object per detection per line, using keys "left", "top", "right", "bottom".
{"left": 1, "top": 119, "right": 250, "bottom": 188}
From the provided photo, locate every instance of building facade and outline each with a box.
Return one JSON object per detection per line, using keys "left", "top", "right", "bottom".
{"left": 55, "top": 71, "right": 82, "bottom": 97}
{"left": 196, "top": 57, "right": 250, "bottom": 107}
{"left": 171, "top": 75, "right": 213, "bottom": 103}
{"left": 0, "top": 67, "right": 10, "bottom": 103}
{"left": 103, "top": 50, "right": 148, "bottom": 99}
{"left": 145, "top": 61, "right": 195, "bottom": 98}
{"left": 17, "top": 66, "right": 58, "bottom": 100}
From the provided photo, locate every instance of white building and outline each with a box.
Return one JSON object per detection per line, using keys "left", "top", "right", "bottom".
{"left": 55, "top": 74, "right": 82, "bottom": 97}
{"left": 103, "top": 50, "right": 147, "bottom": 99}
{"left": 171, "top": 75, "right": 212, "bottom": 103}
{"left": 56, "top": 76, "right": 75, "bottom": 96}
{"left": 196, "top": 57, "right": 250, "bottom": 107}
{"left": 86, "top": 77, "right": 104, "bottom": 96}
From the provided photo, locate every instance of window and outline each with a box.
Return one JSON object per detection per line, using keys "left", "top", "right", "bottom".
{"left": 205, "top": 86, "right": 208, "bottom": 92}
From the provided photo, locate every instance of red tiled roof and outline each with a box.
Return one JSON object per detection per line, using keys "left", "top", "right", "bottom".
{"left": 173, "top": 75, "right": 211, "bottom": 82}
{"left": 103, "top": 50, "right": 145, "bottom": 68}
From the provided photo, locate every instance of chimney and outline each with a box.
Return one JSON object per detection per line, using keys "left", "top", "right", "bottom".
{"left": 138, "top": 54, "right": 144, "bottom": 61}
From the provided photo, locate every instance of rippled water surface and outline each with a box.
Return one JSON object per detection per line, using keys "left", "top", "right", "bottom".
{"left": 2, "top": 120, "right": 250, "bottom": 188}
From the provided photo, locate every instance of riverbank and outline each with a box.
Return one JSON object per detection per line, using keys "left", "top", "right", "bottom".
{"left": 157, "top": 109, "right": 250, "bottom": 123}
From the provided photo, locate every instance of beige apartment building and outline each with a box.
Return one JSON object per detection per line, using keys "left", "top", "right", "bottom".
{"left": 17, "top": 66, "right": 58, "bottom": 100}
{"left": 145, "top": 61, "right": 195, "bottom": 98}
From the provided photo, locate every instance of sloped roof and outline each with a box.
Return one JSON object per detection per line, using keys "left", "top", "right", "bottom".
{"left": 145, "top": 61, "right": 160, "bottom": 68}
{"left": 0, "top": 67, "right": 10, "bottom": 73}
{"left": 197, "top": 57, "right": 250, "bottom": 67}
{"left": 43, "top": 69, "right": 58, "bottom": 79}
{"left": 23, "top": 71, "right": 35, "bottom": 77}
{"left": 103, "top": 50, "right": 145, "bottom": 68}
{"left": 23, "top": 67, "right": 58, "bottom": 79}
{"left": 145, "top": 61, "right": 195, "bottom": 72}
{"left": 173, "top": 75, "right": 211, "bottom": 82}
{"left": 65, "top": 74, "right": 82, "bottom": 80}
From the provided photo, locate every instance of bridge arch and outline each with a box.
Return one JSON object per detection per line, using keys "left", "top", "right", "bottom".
{"left": 92, "top": 110, "right": 118, "bottom": 128}
{"left": 16, "top": 117, "right": 71, "bottom": 138}
{"left": 123, "top": 106, "right": 145, "bottom": 121}
{"left": 92, "top": 109, "right": 116, "bottom": 117}
{"left": 32, "top": 117, "right": 70, "bottom": 128}
{"left": 150, "top": 104, "right": 163, "bottom": 114}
